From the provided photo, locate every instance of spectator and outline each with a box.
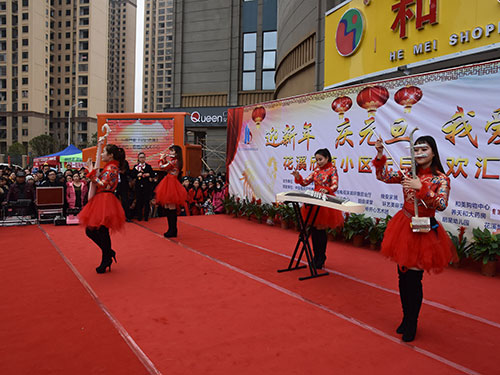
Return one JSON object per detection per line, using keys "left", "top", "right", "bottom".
{"left": 42, "top": 163, "right": 51, "bottom": 178}
{"left": 131, "top": 152, "right": 154, "bottom": 221}
{"left": 211, "top": 180, "right": 225, "bottom": 214}
{"left": 0, "top": 176, "right": 9, "bottom": 203}
{"left": 66, "top": 171, "right": 88, "bottom": 210}
{"left": 6, "top": 171, "right": 35, "bottom": 216}
{"left": 188, "top": 178, "right": 204, "bottom": 215}
{"left": 41, "top": 170, "right": 61, "bottom": 187}
{"left": 116, "top": 159, "right": 132, "bottom": 222}
{"left": 200, "top": 180, "right": 209, "bottom": 202}
{"left": 34, "top": 170, "right": 45, "bottom": 187}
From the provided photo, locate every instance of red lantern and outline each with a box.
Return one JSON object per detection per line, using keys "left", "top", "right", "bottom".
{"left": 251, "top": 106, "right": 266, "bottom": 129}
{"left": 331, "top": 96, "right": 353, "bottom": 119}
{"left": 356, "top": 85, "right": 389, "bottom": 117}
{"left": 394, "top": 86, "right": 423, "bottom": 113}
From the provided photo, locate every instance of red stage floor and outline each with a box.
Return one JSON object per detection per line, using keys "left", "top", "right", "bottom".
{"left": 1, "top": 215, "right": 499, "bottom": 374}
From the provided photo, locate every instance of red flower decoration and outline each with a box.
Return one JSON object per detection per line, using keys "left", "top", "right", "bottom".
{"left": 356, "top": 85, "right": 389, "bottom": 117}
{"left": 394, "top": 86, "right": 423, "bottom": 113}
{"left": 331, "top": 96, "right": 353, "bottom": 120}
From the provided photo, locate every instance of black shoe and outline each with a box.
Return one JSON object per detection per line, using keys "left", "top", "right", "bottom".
{"left": 313, "top": 255, "right": 326, "bottom": 269}
{"left": 96, "top": 258, "right": 112, "bottom": 274}
{"left": 163, "top": 230, "right": 177, "bottom": 238}
{"left": 396, "top": 319, "right": 406, "bottom": 334}
{"left": 402, "top": 324, "right": 417, "bottom": 342}
{"left": 110, "top": 249, "right": 117, "bottom": 263}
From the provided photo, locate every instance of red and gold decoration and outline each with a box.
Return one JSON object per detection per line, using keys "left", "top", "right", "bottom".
{"left": 356, "top": 85, "right": 389, "bottom": 117}
{"left": 252, "top": 106, "right": 266, "bottom": 129}
{"left": 394, "top": 86, "right": 423, "bottom": 113}
{"left": 331, "top": 96, "right": 353, "bottom": 119}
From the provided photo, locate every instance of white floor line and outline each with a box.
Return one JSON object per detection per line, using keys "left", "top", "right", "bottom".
{"left": 139, "top": 223, "right": 480, "bottom": 375}
{"left": 39, "top": 225, "right": 162, "bottom": 375}
{"left": 184, "top": 221, "right": 500, "bottom": 330}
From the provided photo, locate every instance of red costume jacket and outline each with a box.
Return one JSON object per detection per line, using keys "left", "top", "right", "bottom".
{"left": 372, "top": 155, "right": 450, "bottom": 217}
{"left": 294, "top": 162, "right": 339, "bottom": 194}
{"left": 158, "top": 155, "right": 180, "bottom": 176}
{"left": 88, "top": 160, "right": 120, "bottom": 193}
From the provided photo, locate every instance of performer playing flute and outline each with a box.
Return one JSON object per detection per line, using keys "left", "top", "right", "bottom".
{"left": 155, "top": 145, "right": 187, "bottom": 238}
{"left": 373, "top": 135, "right": 455, "bottom": 342}
{"left": 291, "top": 148, "right": 344, "bottom": 269}
{"left": 79, "top": 144, "right": 126, "bottom": 273}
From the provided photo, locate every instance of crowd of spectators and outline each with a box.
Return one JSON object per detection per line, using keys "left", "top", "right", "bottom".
{"left": 0, "top": 155, "right": 228, "bottom": 221}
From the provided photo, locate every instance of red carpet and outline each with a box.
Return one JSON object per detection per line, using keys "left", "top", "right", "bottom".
{"left": 0, "top": 226, "right": 149, "bottom": 374}
{"left": 1, "top": 216, "right": 499, "bottom": 374}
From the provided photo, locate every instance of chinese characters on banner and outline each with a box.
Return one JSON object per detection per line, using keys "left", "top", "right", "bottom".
{"left": 228, "top": 60, "right": 500, "bottom": 232}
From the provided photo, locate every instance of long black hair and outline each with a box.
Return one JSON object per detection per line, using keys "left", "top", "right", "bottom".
{"left": 414, "top": 135, "right": 444, "bottom": 175}
{"left": 314, "top": 148, "right": 332, "bottom": 163}
{"left": 105, "top": 144, "right": 126, "bottom": 170}
{"left": 170, "top": 145, "right": 183, "bottom": 180}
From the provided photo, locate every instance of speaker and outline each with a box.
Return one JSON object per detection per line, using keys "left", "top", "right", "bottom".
{"left": 54, "top": 216, "right": 67, "bottom": 226}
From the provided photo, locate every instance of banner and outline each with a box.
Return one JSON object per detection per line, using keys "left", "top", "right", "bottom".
{"left": 228, "top": 60, "right": 500, "bottom": 232}
{"left": 106, "top": 118, "right": 174, "bottom": 167}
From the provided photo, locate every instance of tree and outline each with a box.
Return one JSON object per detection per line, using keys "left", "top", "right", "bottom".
{"left": 29, "top": 134, "right": 57, "bottom": 157}
{"left": 87, "top": 132, "right": 98, "bottom": 147}
{"left": 8, "top": 142, "right": 26, "bottom": 155}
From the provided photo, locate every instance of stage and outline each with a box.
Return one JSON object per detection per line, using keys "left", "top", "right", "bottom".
{"left": 1, "top": 215, "right": 499, "bottom": 374}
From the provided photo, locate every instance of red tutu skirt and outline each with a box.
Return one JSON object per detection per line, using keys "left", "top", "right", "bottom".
{"left": 155, "top": 174, "right": 187, "bottom": 205}
{"left": 381, "top": 210, "right": 455, "bottom": 273}
{"left": 301, "top": 205, "right": 344, "bottom": 229}
{"left": 78, "top": 192, "right": 125, "bottom": 232}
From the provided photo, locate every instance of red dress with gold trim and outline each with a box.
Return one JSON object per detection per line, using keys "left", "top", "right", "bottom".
{"left": 294, "top": 162, "right": 344, "bottom": 229}
{"left": 154, "top": 156, "right": 187, "bottom": 206}
{"left": 373, "top": 155, "right": 455, "bottom": 273}
{"left": 78, "top": 160, "right": 125, "bottom": 231}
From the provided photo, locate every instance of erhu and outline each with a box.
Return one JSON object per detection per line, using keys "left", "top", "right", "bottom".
{"left": 374, "top": 128, "right": 431, "bottom": 233}
{"left": 88, "top": 123, "right": 111, "bottom": 199}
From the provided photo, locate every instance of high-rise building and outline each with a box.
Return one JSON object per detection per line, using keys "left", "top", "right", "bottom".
{"left": 0, "top": 0, "right": 109, "bottom": 154}
{"left": 108, "top": 0, "right": 136, "bottom": 114}
{"left": 141, "top": 0, "right": 277, "bottom": 171}
{"left": 142, "top": 0, "right": 174, "bottom": 113}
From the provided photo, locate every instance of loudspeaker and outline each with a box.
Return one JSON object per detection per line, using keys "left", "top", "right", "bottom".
{"left": 54, "top": 216, "right": 67, "bottom": 226}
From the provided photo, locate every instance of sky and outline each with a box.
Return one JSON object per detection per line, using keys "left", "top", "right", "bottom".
{"left": 134, "top": 0, "right": 144, "bottom": 112}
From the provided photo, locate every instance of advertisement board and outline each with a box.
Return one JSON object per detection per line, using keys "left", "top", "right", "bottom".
{"left": 325, "top": 0, "right": 500, "bottom": 88}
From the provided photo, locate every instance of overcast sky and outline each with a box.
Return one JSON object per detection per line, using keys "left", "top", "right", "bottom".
{"left": 134, "top": 0, "right": 144, "bottom": 112}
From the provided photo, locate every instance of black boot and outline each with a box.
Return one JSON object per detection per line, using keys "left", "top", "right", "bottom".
{"left": 164, "top": 209, "right": 178, "bottom": 238}
{"left": 310, "top": 227, "right": 326, "bottom": 269}
{"left": 95, "top": 226, "right": 113, "bottom": 273}
{"left": 396, "top": 266, "right": 409, "bottom": 334}
{"left": 402, "top": 269, "right": 424, "bottom": 342}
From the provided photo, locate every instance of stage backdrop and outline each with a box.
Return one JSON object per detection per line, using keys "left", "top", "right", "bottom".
{"left": 227, "top": 60, "right": 500, "bottom": 232}
{"left": 106, "top": 118, "right": 174, "bottom": 167}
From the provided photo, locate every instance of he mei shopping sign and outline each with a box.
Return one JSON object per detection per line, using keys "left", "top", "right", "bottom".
{"left": 325, "top": 0, "right": 500, "bottom": 88}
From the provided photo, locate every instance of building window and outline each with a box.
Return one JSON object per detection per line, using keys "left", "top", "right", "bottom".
{"left": 242, "top": 33, "right": 257, "bottom": 91}
{"left": 262, "top": 31, "right": 277, "bottom": 90}
{"left": 22, "top": 129, "right": 28, "bottom": 136}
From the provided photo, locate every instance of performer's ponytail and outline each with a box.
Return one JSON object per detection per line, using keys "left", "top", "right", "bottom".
{"left": 106, "top": 144, "right": 126, "bottom": 170}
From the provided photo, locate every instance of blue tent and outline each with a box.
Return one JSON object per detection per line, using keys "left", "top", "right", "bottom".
{"left": 44, "top": 144, "right": 81, "bottom": 157}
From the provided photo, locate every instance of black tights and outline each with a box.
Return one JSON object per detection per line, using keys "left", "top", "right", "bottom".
{"left": 86, "top": 226, "right": 111, "bottom": 257}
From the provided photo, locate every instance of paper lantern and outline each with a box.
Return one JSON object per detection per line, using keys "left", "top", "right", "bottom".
{"left": 356, "top": 86, "right": 389, "bottom": 117}
{"left": 394, "top": 86, "right": 423, "bottom": 113}
{"left": 331, "top": 96, "right": 353, "bottom": 119}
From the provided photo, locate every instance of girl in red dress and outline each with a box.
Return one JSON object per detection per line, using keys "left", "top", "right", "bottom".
{"left": 79, "top": 144, "right": 126, "bottom": 274}
{"left": 373, "top": 135, "right": 455, "bottom": 342}
{"left": 292, "top": 148, "right": 344, "bottom": 269}
{"left": 154, "top": 145, "right": 187, "bottom": 237}
{"left": 188, "top": 178, "right": 205, "bottom": 215}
